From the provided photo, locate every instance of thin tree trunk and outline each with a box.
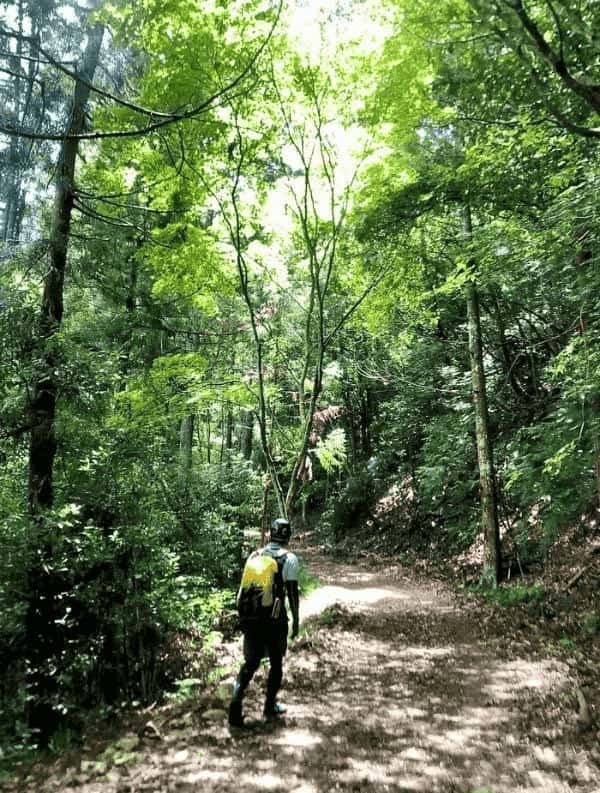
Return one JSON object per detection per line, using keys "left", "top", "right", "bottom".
{"left": 2, "top": 1, "right": 38, "bottom": 243}
{"left": 219, "top": 404, "right": 226, "bottom": 463}
{"left": 2, "top": 2, "right": 22, "bottom": 243}
{"left": 228, "top": 150, "right": 286, "bottom": 512}
{"left": 261, "top": 476, "right": 270, "bottom": 545}
{"left": 464, "top": 206, "right": 501, "bottom": 587}
{"left": 360, "top": 390, "right": 371, "bottom": 459}
{"left": 240, "top": 409, "right": 254, "bottom": 460}
{"left": 225, "top": 404, "right": 233, "bottom": 451}
{"left": 285, "top": 359, "right": 324, "bottom": 516}
{"left": 205, "top": 411, "right": 212, "bottom": 464}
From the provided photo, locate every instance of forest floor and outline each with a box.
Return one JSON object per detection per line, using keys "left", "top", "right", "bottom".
{"left": 7, "top": 539, "right": 600, "bottom": 793}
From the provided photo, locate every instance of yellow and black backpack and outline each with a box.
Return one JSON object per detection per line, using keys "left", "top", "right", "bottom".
{"left": 237, "top": 549, "right": 287, "bottom": 626}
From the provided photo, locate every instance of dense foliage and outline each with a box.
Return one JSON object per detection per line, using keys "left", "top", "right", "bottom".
{"left": 0, "top": 0, "right": 598, "bottom": 755}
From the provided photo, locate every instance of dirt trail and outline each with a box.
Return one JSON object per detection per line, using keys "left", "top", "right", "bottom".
{"left": 30, "top": 545, "right": 600, "bottom": 792}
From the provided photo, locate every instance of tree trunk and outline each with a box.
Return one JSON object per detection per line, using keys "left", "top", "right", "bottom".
{"left": 261, "top": 476, "right": 270, "bottom": 545}
{"left": 179, "top": 414, "right": 195, "bottom": 475}
{"left": 343, "top": 384, "right": 358, "bottom": 466}
{"left": 360, "top": 390, "right": 371, "bottom": 459}
{"left": 225, "top": 404, "right": 233, "bottom": 451}
{"left": 2, "top": 176, "right": 19, "bottom": 242}
{"left": 2, "top": 1, "right": 39, "bottom": 243}
{"left": 285, "top": 361, "right": 324, "bottom": 517}
{"left": 27, "top": 22, "right": 104, "bottom": 510}
{"left": 2, "top": 0, "right": 22, "bottom": 242}
{"left": 24, "top": 22, "right": 104, "bottom": 743}
{"left": 464, "top": 206, "right": 501, "bottom": 587}
{"left": 205, "top": 410, "right": 212, "bottom": 463}
{"left": 219, "top": 404, "right": 226, "bottom": 462}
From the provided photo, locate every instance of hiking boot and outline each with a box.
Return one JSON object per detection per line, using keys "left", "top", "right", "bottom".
{"left": 228, "top": 699, "right": 244, "bottom": 728}
{"left": 263, "top": 701, "right": 286, "bottom": 720}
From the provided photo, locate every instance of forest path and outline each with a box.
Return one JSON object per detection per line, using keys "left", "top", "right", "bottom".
{"left": 38, "top": 543, "right": 599, "bottom": 793}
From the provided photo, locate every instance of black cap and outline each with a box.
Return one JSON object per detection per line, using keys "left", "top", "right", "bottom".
{"left": 270, "top": 518, "right": 291, "bottom": 543}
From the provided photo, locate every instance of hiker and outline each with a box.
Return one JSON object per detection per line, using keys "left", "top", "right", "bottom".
{"left": 228, "top": 517, "right": 300, "bottom": 727}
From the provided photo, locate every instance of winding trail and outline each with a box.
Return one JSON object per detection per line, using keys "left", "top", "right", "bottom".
{"left": 36, "top": 544, "right": 600, "bottom": 793}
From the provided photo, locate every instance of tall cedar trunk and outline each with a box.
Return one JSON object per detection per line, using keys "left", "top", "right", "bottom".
{"left": 464, "top": 206, "right": 501, "bottom": 587}
{"left": 24, "top": 23, "right": 104, "bottom": 743}
{"left": 28, "top": 23, "right": 104, "bottom": 509}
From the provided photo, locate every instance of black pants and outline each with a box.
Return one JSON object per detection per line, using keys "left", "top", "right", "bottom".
{"left": 234, "top": 619, "right": 288, "bottom": 705}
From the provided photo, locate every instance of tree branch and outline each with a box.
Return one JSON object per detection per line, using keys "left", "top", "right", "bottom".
{"left": 324, "top": 266, "right": 391, "bottom": 350}
{"left": 0, "top": 1, "right": 283, "bottom": 142}
{"left": 500, "top": 0, "right": 600, "bottom": 113}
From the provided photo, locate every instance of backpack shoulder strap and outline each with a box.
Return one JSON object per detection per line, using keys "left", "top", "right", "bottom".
{"left": 274, "top": 552, "right": 287, "bottom": 597}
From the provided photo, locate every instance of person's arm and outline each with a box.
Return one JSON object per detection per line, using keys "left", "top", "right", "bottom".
{"left": 283, "top": 552, "right": 300, "bottom": 638}
{"left": 285, "top": 580, "right": 300, "bottom": 638}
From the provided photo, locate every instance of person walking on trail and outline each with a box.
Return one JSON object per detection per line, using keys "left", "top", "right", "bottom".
{"left": 229, "top": 517, "right": 300, "bottom": 728}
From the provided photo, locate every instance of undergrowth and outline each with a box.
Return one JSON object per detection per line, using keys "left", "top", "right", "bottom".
{"left": 471, "top": 582, "right": 545, "bottom": 607}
